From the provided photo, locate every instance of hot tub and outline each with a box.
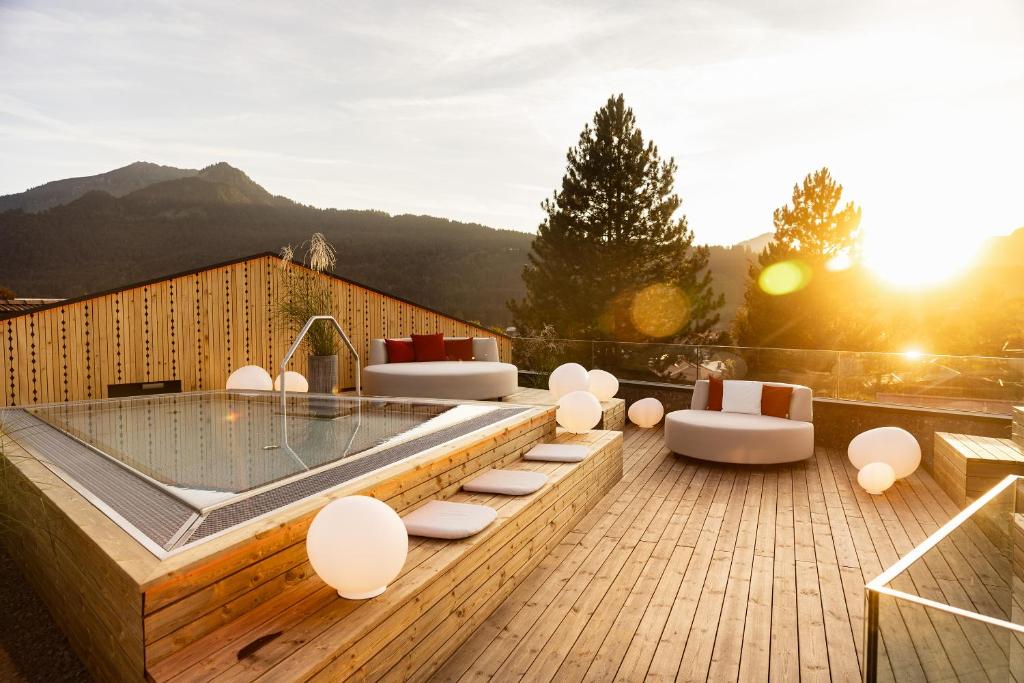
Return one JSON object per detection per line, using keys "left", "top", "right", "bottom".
{"left": 0, "top": 390, "right": 529, "bottom": 557}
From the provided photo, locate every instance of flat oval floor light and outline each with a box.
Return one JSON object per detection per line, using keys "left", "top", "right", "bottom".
{"left": 306, "top": 496, "right": 408, "bottom": 600}
{"left": 548, "top": 363, "right": 590, "bottom": 400}
{"left": 858, "top": 462, "right": 896, "bottom": 495}
{"left": 628, "top": 397, "right": 664, "bottom": 428}
{"left": 226, "top": 365, "right": 273, "bottom": 391}
{"left": 848, "top": 427, "right": 921, "bottom": 478}
{"left": 557, "top": 390, "right": 602, "bottom": 433}
{"left": 587, "top": 369, "right": 619, "bottom": 401}
{"left": 274, "top": 370, "right": 309, "bottom": 393}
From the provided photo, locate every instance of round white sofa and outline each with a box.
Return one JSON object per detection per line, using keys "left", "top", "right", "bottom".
{"left": 362, "top": 337, "right": 518, "bottom": 401}
{"left": 664, "top": 380, "right": 814, "bottom": 464}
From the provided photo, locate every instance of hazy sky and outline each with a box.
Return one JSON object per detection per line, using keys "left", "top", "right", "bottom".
{"left": 2, "top": 0, "right": 1023, "bottom": 249}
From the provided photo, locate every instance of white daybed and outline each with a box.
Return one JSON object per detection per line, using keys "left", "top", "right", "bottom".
{"left": 362, "top": 337, "right": 518, "bottom": 400}
{"left": 664, "top": 379, "right": 814, "bottom": 464}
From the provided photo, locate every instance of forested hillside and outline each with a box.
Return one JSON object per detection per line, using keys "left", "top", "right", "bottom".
{"left": 0, "top": 162, "right": 762, "bottom": 328}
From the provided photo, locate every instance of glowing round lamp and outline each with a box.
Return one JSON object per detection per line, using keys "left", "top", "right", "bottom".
{"left": 587, "top": 369, "right": 619, "bottom": 402}
{"left": 226, "top": 365, "right": 273, "bottom": 391}
{"left": 556, "top": 390, "right": 602, "bottom": 434}
{"left": 858, "top": 462, "right": 896, "bottom": 495}
{"left": 306, "top": 496, "right": 408, "bottom": 600}
{"left": 548, "top": 363, "right": 590, "bottom": 400}
{"left": 274, "top": 371, "right": 309, "bottom": 393}
{"left": 848, "top": 427, "right": 921, "bottom": 479}
{"left": 628, "top": 397, "right": 664, "bottom": 429}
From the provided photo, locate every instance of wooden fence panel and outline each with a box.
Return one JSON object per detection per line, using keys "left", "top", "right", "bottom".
{"left": 1, "top": 254, "right": 511, "bottom": 407}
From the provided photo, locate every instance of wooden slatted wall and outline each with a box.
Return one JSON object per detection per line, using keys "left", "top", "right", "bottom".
{"left": 1, "top": 254, "right": 511, "bottom": 407}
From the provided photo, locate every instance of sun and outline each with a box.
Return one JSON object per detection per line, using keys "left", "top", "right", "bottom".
{"left": 860, "top": 227, "right": 982, "bottom": 289}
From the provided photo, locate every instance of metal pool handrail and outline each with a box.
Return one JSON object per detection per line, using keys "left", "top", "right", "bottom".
{"left": 268, "top": 315, "right": 361, "bottom": 465}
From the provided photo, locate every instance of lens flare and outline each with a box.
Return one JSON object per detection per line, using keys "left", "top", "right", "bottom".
{"left": 224, "top": 411, "right": 239, "bottom": 423}
{"left": 630, "top": 283, "right": 690, "bottom": 338}
{"left": 903, "top": 348, "right": 924, "bottom": 360}
{"left": 758, "top": 260, "right": 812, "bottom": 296}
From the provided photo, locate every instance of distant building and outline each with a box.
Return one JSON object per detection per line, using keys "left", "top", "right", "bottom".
{"left": 0, "top": 298, "right": 62, "bottom": 318}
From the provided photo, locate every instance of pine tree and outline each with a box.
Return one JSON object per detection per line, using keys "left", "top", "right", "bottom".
{"left": 509, "top": 94, "right": 722, "bottom": 342}
{"left": 733, "top": 167, "right": 879, "bottom": 350}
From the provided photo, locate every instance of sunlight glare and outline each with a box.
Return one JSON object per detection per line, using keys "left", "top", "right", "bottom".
{"left": 861, "top": 226, "right": 982, "bottom": 289}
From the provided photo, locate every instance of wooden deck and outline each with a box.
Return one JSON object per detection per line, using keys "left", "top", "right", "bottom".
{"left": 432, "top": 424, "right": 1010, "bottom": 682}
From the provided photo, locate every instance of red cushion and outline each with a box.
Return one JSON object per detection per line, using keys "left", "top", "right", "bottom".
{"left": 445, "top": 337, "right": 474, "bottom": 361}
{"left": 385, "top": 339, "right": 415, "bottom": 363}
{"left": 761, "top": 385, "right": 793, "bottom": 419}
{"left": 411, "top": 333, "right": 446, "bottom": 362}
{"left": 706, "top": 376, "right": 724, "bottom": 411}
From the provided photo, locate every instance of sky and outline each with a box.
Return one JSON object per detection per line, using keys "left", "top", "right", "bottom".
{"left": 2, "top": 0, "right": 1023, "bottom": 253}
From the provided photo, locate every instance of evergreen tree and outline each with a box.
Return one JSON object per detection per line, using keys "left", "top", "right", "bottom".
{"left": 509, "top": 94, "right": 722, "bottom": 341}
{"left": 733, "top": 167, "right": 881, "bottom": 350}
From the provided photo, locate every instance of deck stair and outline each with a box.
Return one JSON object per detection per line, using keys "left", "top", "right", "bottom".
{"left": 147, "top": 427, "right": 623, "bottom": 682}
{"left": 933, "top": 428, "right": 1024, "bottom": 507}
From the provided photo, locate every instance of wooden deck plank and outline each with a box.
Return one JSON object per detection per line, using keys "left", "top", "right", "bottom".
{"left": 433, "top": 426, "right": 1005, "bottom": 683}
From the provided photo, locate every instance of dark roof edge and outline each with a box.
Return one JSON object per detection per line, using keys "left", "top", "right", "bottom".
{"left": 0, "top": 252, "right": 509, "bottom": 338}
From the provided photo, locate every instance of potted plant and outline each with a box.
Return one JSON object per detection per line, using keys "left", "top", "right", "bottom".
{"left": 277, "top": 233, "right": 340, "bottom": 394}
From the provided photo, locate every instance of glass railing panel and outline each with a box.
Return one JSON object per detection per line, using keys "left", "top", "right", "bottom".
{"left": 591, "top": 341, "right": 702, "bottom": 384}
{"left": 838, "top": 352, "right": 1024, "bottom": 414}
{"left": 510, "top": 336, "right": 1021, "bottom": 415}
{"left": 866, "top": 476, "right": 1024, "bottom": 681}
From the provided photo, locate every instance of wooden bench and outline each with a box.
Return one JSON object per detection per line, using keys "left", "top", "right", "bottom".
{"left": 148, "top": 428, "right": 623, "bottom": 682}
{"left": 933, "top": 431, "right": 1024, "bottom": 507}
{"left": 503, "top": 386, "right": 626, "bottom": 431}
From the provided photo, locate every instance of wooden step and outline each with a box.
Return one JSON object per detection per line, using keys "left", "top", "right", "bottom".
{"left": 933, "top": 431, "right": 1024, "bottom": 508}
{"left": 503, "top": 386, "right": 626, "bottom": 431}
{"left": 147, "top": 428, "right": 623, "bottom": 682}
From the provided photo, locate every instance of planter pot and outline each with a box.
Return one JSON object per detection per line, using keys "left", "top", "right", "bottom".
{"left": 308, "top": 354, "right": 339, "bottom": 394}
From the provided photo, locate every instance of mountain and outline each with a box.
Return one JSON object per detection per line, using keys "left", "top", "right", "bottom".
{"left": 734, "top": 232, "right": 773, "bottom": 254}
{"left": 0, "top": 161, "right": 770, "bottom": 328}
{"left": 0, "top": 161, "right": 198, "bottom": 213}
{"left": 0, "top": 162, "right": 532, "bottom": 326}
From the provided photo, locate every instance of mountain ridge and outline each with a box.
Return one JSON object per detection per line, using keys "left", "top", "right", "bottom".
{"left": 0, "top": 161, "right": 199, "bottom": 213}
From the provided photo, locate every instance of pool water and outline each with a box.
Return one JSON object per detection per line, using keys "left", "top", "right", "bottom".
{"left": 4, "top": 391, "right": 526, "bottom": 554}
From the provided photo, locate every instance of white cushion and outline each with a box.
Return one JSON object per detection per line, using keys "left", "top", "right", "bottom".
{"left": 523, "top": 443, "right": 589, "bottom": 463}
{"left": 463, "top": 469, "right": 547, "bottom": 495}
{"left": 402, "top": 500, "right": 497, "bottom": 539}
{"left": 362, "top": 361, "right": 518, "bottom": 400}
{"left": 691, "top": 380, "right": 813, "bottom": 422}
{"left": 722, "top": 380, "right": 762, "bottom": 415}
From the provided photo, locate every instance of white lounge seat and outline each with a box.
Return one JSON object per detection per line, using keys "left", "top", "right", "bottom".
{"left": 402, "top": 500, "right": 497, "bottom": 539}
{"left": 362, "top": 337, "right": 518, "bottom": 400}
{"left": 664, "top": 380, "right": 814, "bottom": 464}
{"left": 463, "top": 469, "right": 548, "bottom": 495}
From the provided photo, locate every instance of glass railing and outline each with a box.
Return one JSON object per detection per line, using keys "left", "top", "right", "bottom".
{"left": 864, "top": 475, "right": 1024, "bottom": 681}
{"left": 510, "top": 337, "right": 1024, "bottom": 415}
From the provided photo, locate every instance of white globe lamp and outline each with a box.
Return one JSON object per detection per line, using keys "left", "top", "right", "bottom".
{"left": 848, "top": 427, "right": 921, "bottom": 479}
{"left": 858, "top": 462, "right": 896, "bottom": 495}
{"left": 557, "top": 390, "right": 603, "bottom": 434}
{"left": 628, "top": 397, "right": 664, "bottom": 429}
{"left": 306, "top": 496, "right": 408, "bottom": 600}
{"left": 587, "top": 369, "right": 619, "bottom": 402}
{"left": 548, "top": 363, "right": 590, "bottom": 400}
{"left": 226, "top": 365, "right": 273, "bottom": 391}
{"left": 274, "top": 371, "right": 309, "bottom": 393}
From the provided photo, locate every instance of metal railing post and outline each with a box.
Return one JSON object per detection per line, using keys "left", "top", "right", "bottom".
{"left": 266, "top": 315, "right": 361, "bottom": 464}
